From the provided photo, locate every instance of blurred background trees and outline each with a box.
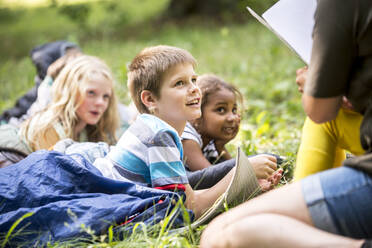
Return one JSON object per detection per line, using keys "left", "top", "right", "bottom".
{"left": 0, "top": 0, "right": 276, "bottom": 59}
{"left": 0, "top": 0, "right": 304, "bottom": 182}
{"left": 164, "top": 0, "right": 276, "bottom": 21}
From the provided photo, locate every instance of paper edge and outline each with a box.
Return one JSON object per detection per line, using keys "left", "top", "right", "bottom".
{"left": 189, "top": 147, "right": 260, "bottom": 228}
{"left": 246, "top": 6, "right": 308, "bottom": 64}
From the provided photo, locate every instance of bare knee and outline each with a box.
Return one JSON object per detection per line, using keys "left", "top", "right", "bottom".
{"left": 231, "top": 181, "right": 310, "bottom": 223}
{"left": 202, "top": 214, "right": 276, "bottom": 248}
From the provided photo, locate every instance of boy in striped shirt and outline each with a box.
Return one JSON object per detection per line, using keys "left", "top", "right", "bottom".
{"left": 94, "top": 45, "right": 235, "bottom": 218}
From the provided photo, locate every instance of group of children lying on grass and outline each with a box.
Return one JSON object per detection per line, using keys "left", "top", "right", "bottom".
{"left": 0, "top": 43, "right": 282, "bottom": 220}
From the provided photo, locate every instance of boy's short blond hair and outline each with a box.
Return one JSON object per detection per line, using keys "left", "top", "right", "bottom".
{"left": 128, "top": 45, "right": 196, "bottom": 113}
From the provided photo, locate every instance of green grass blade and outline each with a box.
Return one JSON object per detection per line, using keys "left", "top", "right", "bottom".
{"left": 1, "top": 212, "right": 34, "bottom": 248}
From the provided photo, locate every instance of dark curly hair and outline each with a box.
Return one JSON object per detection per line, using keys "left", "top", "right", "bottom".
{"left": 197, "top": 74, "right": 243, "bottom": 113}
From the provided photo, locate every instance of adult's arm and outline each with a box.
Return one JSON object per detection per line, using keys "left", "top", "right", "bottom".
{"left": 302, "top": 94, "right": 342, "bottom": 123}
{"left": 304, "top": 0, "right": 355, "bottom": 123}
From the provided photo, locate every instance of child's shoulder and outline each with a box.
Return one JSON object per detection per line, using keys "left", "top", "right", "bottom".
{"left": 139, "top": 114, "right": 172, "bottom": 130}
{"left": 136, "top": 114, "right": 179, "bottom": 137}
{"left": 181, "top": 122, "right": 202, "bottom": 147}
{"left": 118, "top": 114, "right": 181, "bottom": 148}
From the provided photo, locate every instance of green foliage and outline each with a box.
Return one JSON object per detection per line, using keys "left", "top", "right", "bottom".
{"left": 0, "top": 0, "right": 306, "bottom": 246}
{"left": 30, "top": 200, "right": 200, "bottom": 247}
{"left": 0, "top": 0, "right": 170, "bottom": 59}
{"left": 244, "top": 0, "right": 277, "bottom": 14}
{"left": 0, "top": 58, "right": 34, "bottom": 111}
{"left": 163, "top": 0, "right": 277, "bottom": 22}
{"left": 0, "top": 7, "right": 24, "bottom": 22}
{"left": 0, "top": 6, "right": 78, "bottom": 59}
{"left": 58, "top": 3, "right": 90, "bottom": 27}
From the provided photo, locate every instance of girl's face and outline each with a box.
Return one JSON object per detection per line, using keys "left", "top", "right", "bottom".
{"left": 76, "top": 74, "right": 112, "bottom": 127}
{"left": 198, "top": 88, "right": 241, "bottom": 143}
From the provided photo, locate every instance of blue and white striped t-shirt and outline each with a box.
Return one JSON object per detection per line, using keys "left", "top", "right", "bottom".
{"left": 94, "top": 114, "right": 188, "bottom": 188}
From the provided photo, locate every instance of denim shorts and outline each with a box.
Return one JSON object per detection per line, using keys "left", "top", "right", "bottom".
{"left": 302, "top": 166, "right": 372, "bottom": 239}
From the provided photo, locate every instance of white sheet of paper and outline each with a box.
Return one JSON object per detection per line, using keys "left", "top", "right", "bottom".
{"left": 247, "top": 0, "right": 317, "bottom": 64}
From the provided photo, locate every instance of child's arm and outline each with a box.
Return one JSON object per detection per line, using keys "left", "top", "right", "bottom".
{"left": 182, "top": 138, "right": 232, "bottom": 170}
{"left": 212, "top": 138, "right": 278, "bottom": 179}
{"left": 182, "top": 139, "right": 213, "bottom": 171}
{"left": 184, "top": 137, "right": 277, "bottom": 179}
{"left": 184, "top": 166, "right": 235, "bottom": 219}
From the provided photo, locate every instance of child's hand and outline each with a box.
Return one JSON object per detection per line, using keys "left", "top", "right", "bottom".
{"left": 249, "top": 154, "right": 277, "bottom": 179}
{"left": 258, "top": 168, "right": 283, "bottom": 192}
{"left": 296, "top": 66, "right": 308, "bottom": 94}
{"left": 268, "top": 168, "right": 283, "bottom": 186}
{"left": 258, "top": 179, "right": 272, "bottom": 192}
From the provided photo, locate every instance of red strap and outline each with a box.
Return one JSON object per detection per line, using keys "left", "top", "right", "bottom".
{"left": 154, "top": 184, "right": 186, "bottom": 192}
{"left": 118, "top": 197, "right": 169, "bottom": 226}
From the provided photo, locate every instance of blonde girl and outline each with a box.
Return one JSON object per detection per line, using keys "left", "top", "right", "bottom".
{"left": 21, "top": 55, "right": 119, "bottom": 151}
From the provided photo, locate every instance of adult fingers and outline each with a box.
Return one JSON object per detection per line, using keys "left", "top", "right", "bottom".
{"left": 298, "top": 86, "right": 304, "bottom": 93}
{"left": 296, "top": 66, "right": 308, "bottom": 75}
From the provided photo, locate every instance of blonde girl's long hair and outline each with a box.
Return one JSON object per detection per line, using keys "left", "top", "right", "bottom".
{"left": 21, "top": 55, "right": 119, "bottom": 151}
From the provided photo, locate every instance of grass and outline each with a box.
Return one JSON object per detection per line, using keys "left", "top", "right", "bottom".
{"left": 0, "top": 0, "right": 306, "bottom": 246}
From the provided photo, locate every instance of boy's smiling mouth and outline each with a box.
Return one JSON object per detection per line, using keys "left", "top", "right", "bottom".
{"left": 186, "top": 98, "right": 201, "bottom": 106}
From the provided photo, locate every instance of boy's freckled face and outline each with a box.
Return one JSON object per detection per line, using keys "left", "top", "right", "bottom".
{"left": 154, "top": 63, "right": 201, "bottom": 128}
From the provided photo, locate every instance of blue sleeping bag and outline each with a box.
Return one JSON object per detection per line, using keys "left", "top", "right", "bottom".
{"left": 0, "top": 150, "right": 192, "bottom": 246}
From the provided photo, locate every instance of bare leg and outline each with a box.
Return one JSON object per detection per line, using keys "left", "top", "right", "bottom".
{"left": 200, "top": 213, "right": 364, "bottom": 248}
{"left": 203, "top": 181, "right": 312, "bottom": 230}
{"left": 200, "top": 181, "right": 364, "bottom": 248}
